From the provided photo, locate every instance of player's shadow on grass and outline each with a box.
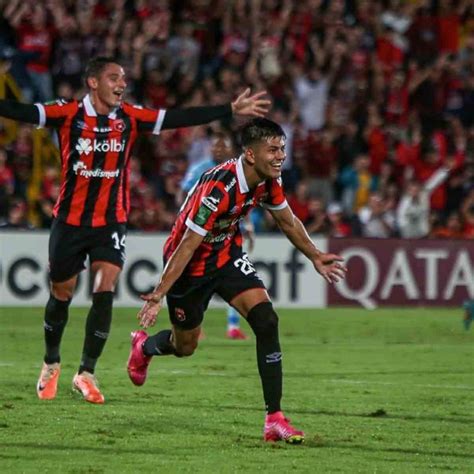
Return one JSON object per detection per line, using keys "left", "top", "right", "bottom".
{"left": 289, "top": 407, "right": 474, "bottom": 426}
{"left": 108, "top": 395, "right": 473, "bottom": 426}
{"left": 303, "top": 440, "right": 474, "bottom": 460}
{"left": 137, "top": 400, "right": 473, "bottom": 426}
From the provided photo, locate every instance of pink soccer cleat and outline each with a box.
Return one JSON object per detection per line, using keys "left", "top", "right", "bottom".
{"left": 127, "top": 330, "right": 152, "bottom": 386}
{"left": 226, "top": 328, "right": 248, "bottom": 340}
{"left": 263, "top": 411, "right": 305, "bottom": 444}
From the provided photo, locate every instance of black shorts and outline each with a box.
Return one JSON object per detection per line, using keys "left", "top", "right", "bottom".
{"left": 48, "top": 219, "right": 127, "bottom": 282}
{"left": 166, "top": 253, "right": 266, "bottom": 330}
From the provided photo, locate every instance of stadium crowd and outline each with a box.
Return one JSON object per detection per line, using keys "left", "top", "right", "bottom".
{"left": 0, "top": 0, "right": 473, "bottom": 238}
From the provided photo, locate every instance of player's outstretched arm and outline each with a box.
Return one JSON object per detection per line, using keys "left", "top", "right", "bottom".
{"left": 0, "top": 99, "right": 40, "bottom": 124}
{"left": 137, "top": 228, "right": 204, "bottom": 329}
{"left": 160, "top": 88, "right": 271, "bottom": 130}
{"left": 270, "top": 206, "right": 347, "bottom": 284}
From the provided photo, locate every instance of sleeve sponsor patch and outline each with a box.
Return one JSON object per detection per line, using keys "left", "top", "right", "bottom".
{"left": 194, "top": 205, "right": 212, "bottom": 226}
{"left": 201, "top": 196, "right": 220, "bottom": 212}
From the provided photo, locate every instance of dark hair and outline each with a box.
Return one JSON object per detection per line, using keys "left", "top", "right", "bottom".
{"left": 239, "top": 118, "right": 286, "bottom": 148}
{"left": 84, "top": 57, "right": 121, "bottom": 86}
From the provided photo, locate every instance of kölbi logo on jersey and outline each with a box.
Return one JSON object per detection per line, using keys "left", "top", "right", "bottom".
{"left": 75, "top": 137, "right": 126, "bottom": 155}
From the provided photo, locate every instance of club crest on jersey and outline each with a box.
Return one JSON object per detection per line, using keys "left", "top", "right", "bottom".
{"left": 76, "top": 120, "right": 89, "bottom": 130}
{"left": 201, "top": 196, "right": 220, "bottom": 212}
{"left": 175, "top": 308, "right": 186, "bottom": 321}
{"left": 113, "top": 119, "right": 126, "bottom": 132}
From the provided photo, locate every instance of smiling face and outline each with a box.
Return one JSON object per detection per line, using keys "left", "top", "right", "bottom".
{"left": 245, "top": 136, "right": 286, "bottom": 181}
{"left": 87, "top": 63, "right": 127, "bottom": 113}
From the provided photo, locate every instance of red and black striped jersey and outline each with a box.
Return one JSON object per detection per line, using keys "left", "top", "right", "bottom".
{"left": 163, "top": 157, "right": 288, "bottom": 277}
{"left": 35, "top": 95, "right": 166, "bottom": 227}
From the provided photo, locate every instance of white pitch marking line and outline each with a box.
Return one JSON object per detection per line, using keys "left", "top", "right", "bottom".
{"left": 327, "top": 379, "right": 474, "bottom": 390}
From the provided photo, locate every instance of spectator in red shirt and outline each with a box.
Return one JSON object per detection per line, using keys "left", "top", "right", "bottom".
{"left": 377, "top": 26, "right": 405, "bottom": 78}
{"left": 286, "top": 2, "right": 314, "bottom": 63}
{"left": 364, "top": 112, "right": 388, "bottom": 175}
{"left": 431, "top": 211, "right": 465, "bottom": 238}
{"left": 306, "top": 197, "right": 329, "bottom": 235}
{"left": 437, "top": 0, "right": 464, "bottom": 54}
{"left": 287, "top": 181, "right": 310, "bottom": 224}
{"left": 6, "top": 2, "right": 60, "bottom": 101}
{"left": 384, "top": 69, "right": 410, "bottom": 129}
{"left": 409, "top": 4, "right": 439, "bottom": 64}
{"left": 38, "top": 179, "right": 60, "bottom": 229}
{"left": 0, "top": 198, "right": 33, "bottom": 230}
{"left": 326, "top": 202, "right": 351, "bottom": 238}
{"left": 306, "top": 129, "right": 337, "bottom": 205}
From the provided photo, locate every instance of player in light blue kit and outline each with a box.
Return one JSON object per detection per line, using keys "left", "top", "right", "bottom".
{"left": 180, "top": 129, "right": 253, "bottom": 339}
{"left": 463, "top": 300, "right": 474, "bottom": 330}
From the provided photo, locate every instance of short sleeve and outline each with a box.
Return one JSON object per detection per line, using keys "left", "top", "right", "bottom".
{"left": 123, "top": 103, "right": 167, "bottom": 135}
{"left": 260, "top": 178, "right": 288, "bottom": 211}
{"left": 35, "top": 99, "right": 77, "bottom": 128}
{"left": 186, "top": 185, "right": 227, "bottom": 236}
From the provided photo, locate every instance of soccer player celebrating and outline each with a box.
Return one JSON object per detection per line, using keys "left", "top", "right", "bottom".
{"left": 180, "top": 129, "right": 253, "bottom": 340}
{"left": 127, "top": 118, "right": 346, "bottom": 443}
{"left": 0, "top": 56, "right": 270, "bottom": 404}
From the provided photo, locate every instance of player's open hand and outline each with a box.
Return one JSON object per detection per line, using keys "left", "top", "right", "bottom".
{"left": 231, "top": 88, "right": 271, "bottom": 117}
{"left": 313, "top": 253, "right": 347, "bottom": 284}
{"left": 137, "top": 293, "right": 163, "bottom": 329}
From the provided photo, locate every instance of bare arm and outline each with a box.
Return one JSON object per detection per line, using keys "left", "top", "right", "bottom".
{"left": 4, "top": 0, "right": 28, "bottom": 28}
{"left": 270, "top": 205, "right": 322, "bottom": 260}
{"left": 137, "top": 228, "right": 204, "bottom": 328}
{"left": 424, "top": 166, "right": 449, "bottom": 194}
{"left": 270, "top": 205, "right": 346, "bottom": 283}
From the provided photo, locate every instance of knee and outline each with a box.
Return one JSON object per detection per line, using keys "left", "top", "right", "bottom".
{"left": 51, "top": 283, "right": 74, "bottom": 301}
{"left": 174, "top": 340, "right": 198, "bottom": 357}
{"left": 246, "top": 302, "right": 279, "bottom": 337}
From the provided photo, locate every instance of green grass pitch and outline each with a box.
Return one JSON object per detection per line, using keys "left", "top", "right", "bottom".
{"left": 0, "top": 306, "right": 473, "bottom": 473}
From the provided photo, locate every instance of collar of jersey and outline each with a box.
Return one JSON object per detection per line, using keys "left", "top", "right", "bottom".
{"left": 236, "top": 155, "right": 267, "bottom": 193}
{"left": 236, "top": 156, "right": 249, "bottom": 193}
{"left": 83, "top": 94, "right": 119, "bottom": 119}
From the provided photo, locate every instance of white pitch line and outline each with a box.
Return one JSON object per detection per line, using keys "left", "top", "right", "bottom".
{"left": 327, "top": 379, "right": 474, "bottom": 391}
